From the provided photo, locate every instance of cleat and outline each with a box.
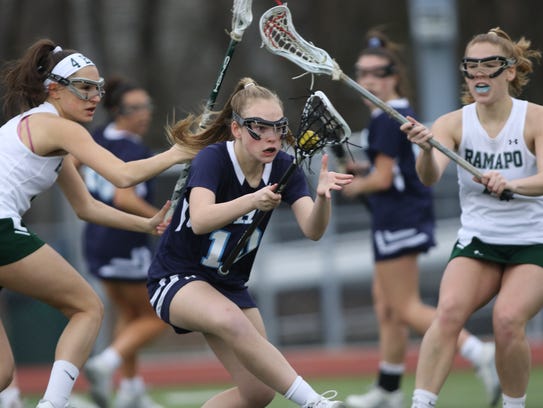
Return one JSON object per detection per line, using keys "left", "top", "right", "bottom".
{"left": 302, "top": 390, "right": 345, "bottom": 407}
{"left": 346, "top": 385, "right": 403, "bottom": 408}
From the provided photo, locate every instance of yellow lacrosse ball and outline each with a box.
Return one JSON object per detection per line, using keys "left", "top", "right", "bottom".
{"left": 299, "top": 130, "right": 319, "bottom": 150}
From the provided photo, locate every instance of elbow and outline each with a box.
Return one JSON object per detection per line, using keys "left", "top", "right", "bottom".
{"left": 189, "top": 218, "right": 210, "bottom": 235}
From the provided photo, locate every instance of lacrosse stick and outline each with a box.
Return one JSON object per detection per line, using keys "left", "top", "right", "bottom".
{"left": 259, "top": 4, "right": 514, "bottom": 201}
{"left": 219, "top": 90, "right": 351, "bottom": 274}
{"left": 164, "top": 0, "right": 253, "bottom": 221}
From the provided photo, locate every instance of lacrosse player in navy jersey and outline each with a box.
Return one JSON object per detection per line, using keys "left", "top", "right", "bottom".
{"left": 341, "top": 30, "right": 499, "bottom": 408}
{"left": 79, "top": 76, "right": 166, "bottom": 408}
{"left": 147, "top": 77, "right": 352, "bottom": 408}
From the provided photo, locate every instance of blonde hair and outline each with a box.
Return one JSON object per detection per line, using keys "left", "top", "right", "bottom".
{"left": 461, "top": 27, "right": 541, "bottom": 104}
{"left": 166, "top": 77, "right": 290, "bottom": 152}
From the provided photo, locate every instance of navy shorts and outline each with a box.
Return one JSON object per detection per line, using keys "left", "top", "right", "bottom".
{"left": 372, "top": 223, "right": 435, "bottom": 261}
{"left": 147, "top": 274, "right": 257, "bottom": 334}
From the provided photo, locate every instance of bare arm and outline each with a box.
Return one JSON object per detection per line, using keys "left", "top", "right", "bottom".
{"left": 30, "top": 114, "right": 196, "bottom": 188}
{"left": 114, "top": 187, "right": 158, "bottom": 218}
{"left": 400, "top": 113, "right": 459, "bottom": 186}
{"left": 57, "top": 157, "right": 169, "bottom": 235}
{"left": 499, "top": 103, "right": 543, "bottom": 196}
{"left": 341, "top": 154, "right": 394, "bottom": 198}
{"left": 188, "top": 183, "right": 282, "bottom": 235}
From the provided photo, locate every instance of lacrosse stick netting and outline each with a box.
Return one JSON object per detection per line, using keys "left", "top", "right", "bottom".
{"left": 219, "top": 90, "right": 350, "bottom": 274}
{"left": 259, "top": 4, "right": 513, "bottom": 201}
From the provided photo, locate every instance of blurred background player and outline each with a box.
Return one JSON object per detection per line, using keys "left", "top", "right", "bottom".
{"left": 340, "top": 29, "right": 500, "bottom": 408}
{"left": 80, "top": 77, "right": 166, "bottom": 408}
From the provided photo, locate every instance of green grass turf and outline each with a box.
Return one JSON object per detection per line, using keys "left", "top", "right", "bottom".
{"left": 25, "top": 367, "right": 543, "bottom": 407}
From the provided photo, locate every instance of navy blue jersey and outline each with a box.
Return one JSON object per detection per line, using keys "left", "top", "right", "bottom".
{"left": 83, "top": 124, "right": 154, "bottom": 276}
{"left": 365, "top": 99, "right": 434, "bottom": 231}
{"left": 148, "top": 141, "right": 310, "bottom": 289}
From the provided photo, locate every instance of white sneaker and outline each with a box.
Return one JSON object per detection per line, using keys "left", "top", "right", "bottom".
{"left": 36, "top": 401, "right": 69, "bottom": 408}
{"left": 302, "top": 390, "right": 345, "bottom": 407}
{"left": 84, "top": 356, "right": 115, "bottom": 408}
{"left": 36, "top": 402, "right": 55, "bottom": 408}
{"left": 476, "top": 342, "right": 501, "bottom": 406}
{"left": 346, "top": 386, "right": 403, "bottom": 408}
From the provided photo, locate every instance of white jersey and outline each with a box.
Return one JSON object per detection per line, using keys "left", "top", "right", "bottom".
{"left": 0, "top": 102, "right": 64, "bottom": 220}
{"left": 457, "top": 98, "right": 543, "bottom": 245}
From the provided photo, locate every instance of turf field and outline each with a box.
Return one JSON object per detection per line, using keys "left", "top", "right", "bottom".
{"left": 24, "top": 367, "right": 543, "bottom": 407}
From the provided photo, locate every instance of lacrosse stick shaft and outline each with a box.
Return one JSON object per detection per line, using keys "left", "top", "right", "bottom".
{"left": 340, "top": 73, "right": 514, "bottom": 200}
{"left": 200, "top": 37, "right": 240, "bottom": 128}
{"left": 220, "top": 161, "right": 298, "bottom": 273}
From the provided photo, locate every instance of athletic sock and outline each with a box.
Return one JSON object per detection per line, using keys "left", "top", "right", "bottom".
{"left": 377, "top": 361, "right": 404, "bottom": 392}
{"left": 502, "top": 394, "right": 526, "bottom": 407}
{"left": 459, "top": 335, "right": 484, "bottom": 367}
{"left": 412, "top": 389, "right": 438, "bottom": 407}
{"left": 43, "top": 360, "right": 79, "bottom": 408}
{"left": 284, "top": 376, "right": 320, "bottom": 405}
{"left": 119, "top": 376, "right": 145, "bottom": 394}
{"left": 96, "top": 347, "right": 122, "bottom": 370}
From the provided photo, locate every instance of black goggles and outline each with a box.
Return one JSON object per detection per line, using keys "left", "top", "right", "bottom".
{"left": 48, "top": 73, "right": 106, "bottom": 100}
{"left": 460, "top": 55, "right": 516, "bottom": 79}
{"left": 355, "top": 63, "right": 396, "bottom": 79}
{"left": 232, "top": 111, "right": 289, "bottom": 140}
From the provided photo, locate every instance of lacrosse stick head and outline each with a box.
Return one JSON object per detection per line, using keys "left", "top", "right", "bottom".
{"left": 294, "top": 90, "right": 350, "bottom": 159}
{"left": 231, "top": 0, "right": 253, "bottom": 41}
{"left": 259, "top": 5, "right": 342, "bottom": 79}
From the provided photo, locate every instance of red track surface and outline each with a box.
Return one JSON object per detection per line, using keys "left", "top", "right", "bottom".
{"left": 16, "top": 342, "right": 543, "bottom": 394}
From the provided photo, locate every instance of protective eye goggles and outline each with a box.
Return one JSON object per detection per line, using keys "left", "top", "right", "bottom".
{"left": 355, "top": 64, "right": 396, "bottom": 79}
{"left": 47, "top": 73, "right": 106, "bottom": 101}
{"left": 460, "top": 56, "right": 516, "bottom": 79}
{"left": 119, "top": 102, "right": 154, "bottom": 115}
{"left": 232, "top": 111, "right": 289, "bottom": 140}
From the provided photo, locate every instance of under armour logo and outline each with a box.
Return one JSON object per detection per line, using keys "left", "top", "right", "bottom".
{"left": 508, "top": 139, "right": 518, "bottom": 145}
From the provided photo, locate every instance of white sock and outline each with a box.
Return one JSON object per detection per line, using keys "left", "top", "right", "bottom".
{"left": 96, "top": 347, "right": 122, "bottom": 370}
{"left": 460, "top": 335, "right": 484, "bottom": 366}
{"left": 379, "top": 361, "right": 405, "bottom": 374}
{"left": 412, "top": 389, "right": 438, "bottom": 408}
{"left": 0, "top": 386, "right": 21, "bottom": 404}
{"left": 43, "top": 360, "right": 79, "bottom": 408}
{"left": 502, "top": 394, "right": 526, "bottom": 407}
{"left": 119, "top": 376, "right": 145, "bottom": 394}
{"left": 284, "top": 376, "right": 319, "bottom": 406}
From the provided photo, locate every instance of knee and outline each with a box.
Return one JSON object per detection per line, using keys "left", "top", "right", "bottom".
{"left": 433, "top": 297, "right": 467, "bottom": 334}
{"left": 0, "top": 370, "right": 14, "bottom": 392}
{"left": 210, "top": 307, "right": 255, "bottom": 341}
{"left": 493, "top": 306, "right": 525, "bottom": 345}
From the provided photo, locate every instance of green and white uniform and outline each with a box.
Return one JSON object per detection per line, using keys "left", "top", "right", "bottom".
{"left": 0, "top": 102, "right": 64, "bottom": 265}
{"left": 457, "top": 97, "right": 543, "bottom": 246}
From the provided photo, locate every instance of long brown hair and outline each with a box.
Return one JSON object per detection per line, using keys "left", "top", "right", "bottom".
{"left": 1, "top": 38, "right": 79, "bottom": 117}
